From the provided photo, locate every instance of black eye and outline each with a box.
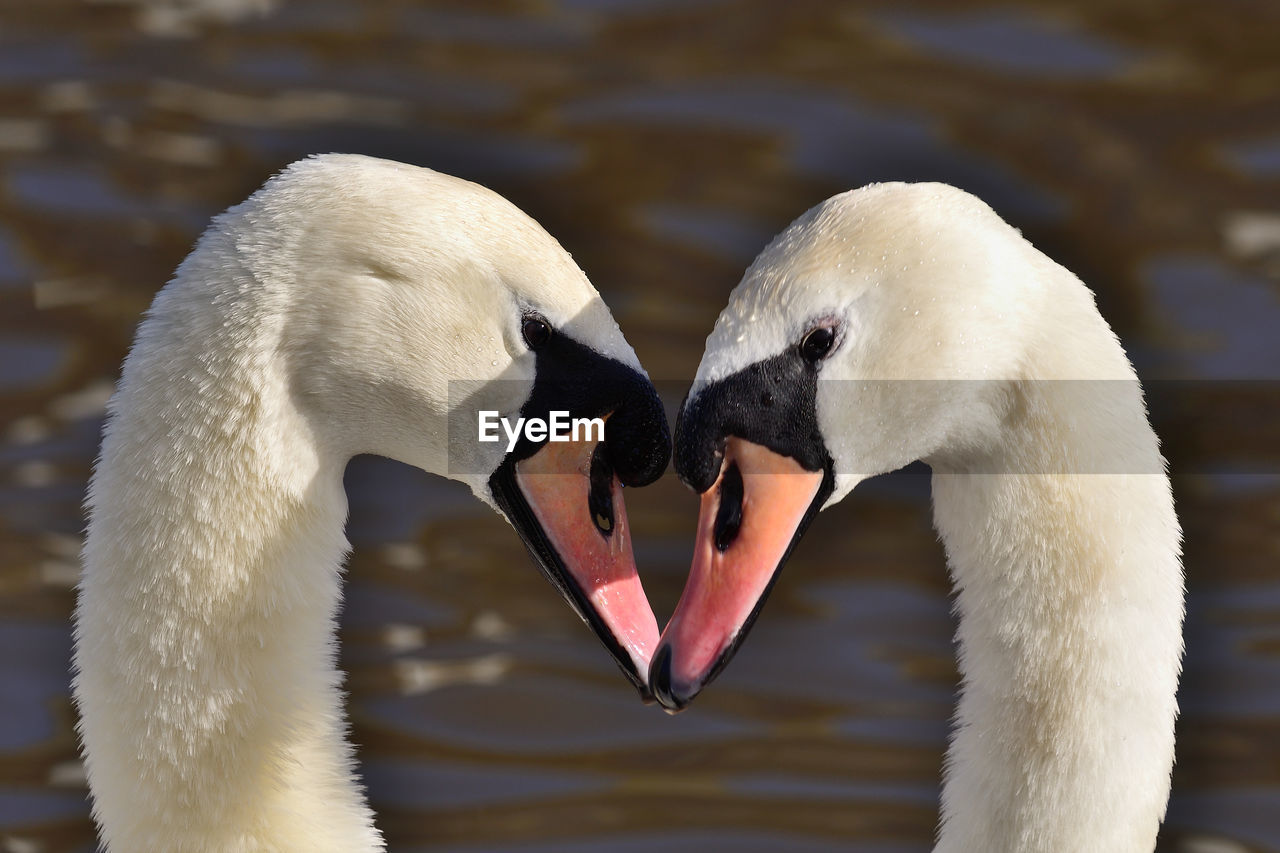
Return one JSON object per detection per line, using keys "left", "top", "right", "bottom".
{"left": 799, "top": 325, "right": 836, "bottom": 362}
{"left": 521, "top": 315, "right": 552, "bottom": 349}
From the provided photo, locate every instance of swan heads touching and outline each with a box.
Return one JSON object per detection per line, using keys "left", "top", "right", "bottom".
{"left": 651, "top": 183, "right": 1097, "bottom": 710}
{"left": 243, "top": 154, "right": 669, "bottom": 689}
{"left": 78, "top": 156, "right": 1180, "bottom": 852}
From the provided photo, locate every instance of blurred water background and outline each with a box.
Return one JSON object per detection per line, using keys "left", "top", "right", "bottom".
{"left": 2, "top": 0, "right": 1279, "bottom": 850}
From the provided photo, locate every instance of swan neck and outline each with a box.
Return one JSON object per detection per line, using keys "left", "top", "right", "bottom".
{"left": 73, "top": 273, "right": 382, "bottom": 851}
{"left": 928, "top": 388, "right": 1183, "bottom": 853}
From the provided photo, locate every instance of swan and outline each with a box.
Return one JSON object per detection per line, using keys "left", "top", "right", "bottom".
{"left": 650, "top": 183, "right": 1184, "bottom": 852}
{"left": 72, "top": 153, "right": 670, "bottom": 852}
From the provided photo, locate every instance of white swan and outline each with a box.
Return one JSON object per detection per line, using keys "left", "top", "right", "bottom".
{"left": 650, "top": 183, "right": 1184, "bottom": 852}
{"left": 72, "top": 154, "right": 670, "bottom": 852}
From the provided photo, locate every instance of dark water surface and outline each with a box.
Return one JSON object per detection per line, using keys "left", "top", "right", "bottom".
{"left": 1, "top": 1, "right": 1279, "bottom": 850}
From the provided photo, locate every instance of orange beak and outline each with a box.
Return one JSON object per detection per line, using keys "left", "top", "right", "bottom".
{"left": 503, "top": 435, "right": 661, "bottom": 693}
{"left": 651, "top": 437, "right": 825, "bottom": 711}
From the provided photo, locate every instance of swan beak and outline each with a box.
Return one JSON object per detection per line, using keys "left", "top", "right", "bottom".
{"left": 511, "top": 435, "right": 661, "bottom": 696}
{"left": 650, "top": 437, "right": 823, "bottom": 712}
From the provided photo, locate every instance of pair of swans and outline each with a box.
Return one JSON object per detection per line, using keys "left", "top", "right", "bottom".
{"left": 73, "top": 154, "right": 1183, "bottom": 852}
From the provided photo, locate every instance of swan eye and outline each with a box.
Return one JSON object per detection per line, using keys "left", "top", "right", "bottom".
{"left": 799, "top": 325, "right": 836, "bottom": 362}
{"left": 522, "top": 315, "right": 552, "bottom": 350}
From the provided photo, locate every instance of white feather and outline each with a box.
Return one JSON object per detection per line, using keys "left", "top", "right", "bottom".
{"left": 73, "top": 154, "right": 642, "bottom": 852}
{"left": 697, "top": 182, "right": 1184, "bottom": 853}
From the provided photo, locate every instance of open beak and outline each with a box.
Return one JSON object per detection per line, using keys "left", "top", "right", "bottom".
{"left": 650, "top": 437, "right": 828, "bottom": 712}
{"left": 490, "top": 434, "right": 661, "bottom": 698}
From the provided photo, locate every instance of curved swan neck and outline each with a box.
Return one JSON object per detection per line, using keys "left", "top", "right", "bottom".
{"left": 929, "top": 369, "right": 1183, "bottom": 852}
{"left": 74, "top": 257, "right": 382, "bottom": 851}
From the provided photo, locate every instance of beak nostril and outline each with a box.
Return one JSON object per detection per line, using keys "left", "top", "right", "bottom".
{"left": 588, "top": 443, "right": 615, "bottom": 538}
{"left": 713, "top": 463, "right": 744, "bottom": 552}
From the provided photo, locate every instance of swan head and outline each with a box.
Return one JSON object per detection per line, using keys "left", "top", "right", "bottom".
{"left": 212, "top": 154, "right": 670, "bottom": 693}
{"left": 650, "top": 182, "right": 1045, "bottom": 710}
